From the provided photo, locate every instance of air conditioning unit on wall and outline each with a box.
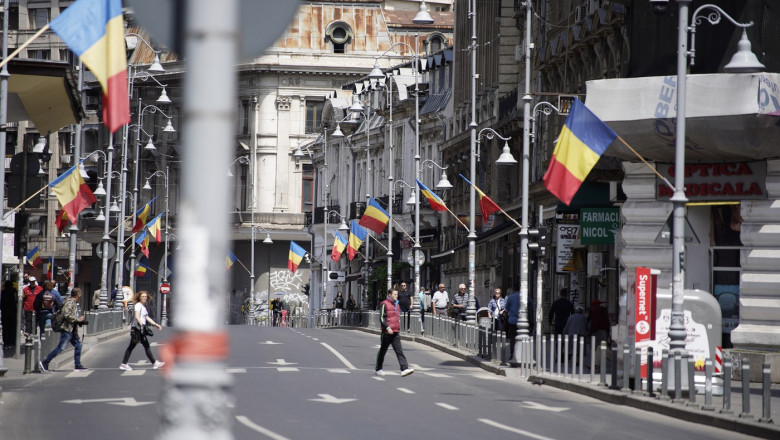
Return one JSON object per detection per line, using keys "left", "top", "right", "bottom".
{"left": 574, "top": 5, "right": 586, "bottom": 24}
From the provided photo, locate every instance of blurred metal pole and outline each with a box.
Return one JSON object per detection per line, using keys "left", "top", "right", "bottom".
{"left": 0, "top": 0, "right": 9, "bottom": 375}
{"left": 157, "top": 0, "right": 237, "bottom": 438}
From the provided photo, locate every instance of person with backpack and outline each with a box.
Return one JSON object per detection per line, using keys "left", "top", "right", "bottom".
{"left": 40, "top": 288, "right": 89, "bottom": 372}
{"left": 34, "top": 281, "right": 63, "bottom": 337}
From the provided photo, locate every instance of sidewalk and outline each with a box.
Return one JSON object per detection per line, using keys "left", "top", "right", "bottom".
{"left": 349, "top": 326, "right": 780, "bottom": 440}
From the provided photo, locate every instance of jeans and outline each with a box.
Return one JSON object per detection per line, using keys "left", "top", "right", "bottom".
{"left": 44, "top": 329, "right": 83, "bottom": 367}
{"left": 37, "top": 310, "right": 52, "bottom": 338}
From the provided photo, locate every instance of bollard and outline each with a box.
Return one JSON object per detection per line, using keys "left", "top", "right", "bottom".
{"left": 686, "top": 354, "right": 697, "bottom": 407}
{"left": 702, "top": 359, "right": 714, "bottom": 411}
{"left": 673, "top": 351, "right": 683, "bottom": 402}
{"left": 621, "top": 344, "right": 630, "bottom": 392}
{"left": 578, "top": 337, "right": 584, "bottom": 381}
{"left": 500, "top": 331, "right": 508, "bottom": 366}
{"left": 721, "top": 360, "right": 733, "bottom": 414}
{"left": 23, "top": 334, "right": 34, "bottom": 374}
{"left": 556, "top": 334, "right": 562, "bottom": 376}
{"left": 634, "top": 348, "right": 642, "bottom": 393}
{"left": 759, "top": 363, "right": 773, "bottom": 423}
{"left": 598, "top": 341, "right": 607, "bottom": 387}
{"left": 33, "top": 336, "right": 42, "bottom": 373}
{"left": 564, "top": 335, "right": 569, "bottom": 378}
{"left": 541, "top": 335, "right": 547, "bottom": 373}
{"left": 739, "top": 361, "right": 752, "bottom": 419}
{"left": 660, "top": 350, "right": 670, "bottom": 400}
{"left": 647, "top": 347, "right": 655, "bottom": 397}
{"left": 610, "top": 344, "right": 619, "bottom": 389}
{"left": 590, "top": 335, "right": 596, "bottom": 383}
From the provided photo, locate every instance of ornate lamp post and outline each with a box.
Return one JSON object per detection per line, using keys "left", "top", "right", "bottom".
{"left": 143, "top": 167, "right": 170, "bottom": 325}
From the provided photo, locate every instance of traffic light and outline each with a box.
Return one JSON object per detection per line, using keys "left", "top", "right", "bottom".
{"left": 9, "top": 152, "right": 43, "bottom": 208}
{"left": 303, "top": 283, "right": 310, "bottom": 296}
{"left": 527, "top": 226, "right": 549, "bottom": 254}
{"left": 14, "top": 211, "right": 30, "bottom": 257}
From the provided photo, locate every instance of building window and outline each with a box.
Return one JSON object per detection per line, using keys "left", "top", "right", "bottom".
{"left": 325, "top": 21, "right": 353, "bottom": 54}
{"left": 59, "top": 48, "right": 74, "bottom": 64}
{"left": 29, "top": 8, "right": 50, "bottom": 29}
{"left": 240, "top": 99, "right": 250, "bottom": 135}
{"left": 28, "top": 49, "right": 50, "bottom": 60}
{"left": 8, "top": 5, "right": 19, "bottom": 30}
{"left": 302, "top": 164, "right": 314, "bottom": 213}
{"left": 305, "top": 100, "right": 323, "bottom": 134}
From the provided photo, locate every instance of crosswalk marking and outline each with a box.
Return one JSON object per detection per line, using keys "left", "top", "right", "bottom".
{"left": 226, "top": 368, "right": 247, "bottom": 374}
{"left": 122, "top": 370, "right": 146, "bottom": 376}
{"left": 65, "top": 370, "right": 93, "bottom": 378}
{"left": 423, "top": 372, "right": 452, "bottom": 378}
{"left": 372, "top": 376, "right": 386, "bottom": 382}
{"left": 277, "top": 367, "right": 299, "bottom": 372}
{"left": 436, "top": 402, "right": 459, "bottom": 411}
{"left": 326, "top": 368, "right": 350, "bottom": 374}
{"left": 397, "top": 388, "right": 415, "bottom": 394}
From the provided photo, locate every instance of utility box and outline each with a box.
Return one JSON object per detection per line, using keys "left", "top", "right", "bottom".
{"left": 328, "top": 271, "right": 345, "bottom": 282}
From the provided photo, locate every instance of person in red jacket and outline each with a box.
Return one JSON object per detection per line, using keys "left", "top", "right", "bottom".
{"left": 375, "top": 289, "right": 414, "bottom": 377}
{"left": 23, "top": 276, "right": 42, "bottom": 335}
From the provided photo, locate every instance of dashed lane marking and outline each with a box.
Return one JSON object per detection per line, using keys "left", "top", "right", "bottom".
{"left": 236, "top": 415, "right": 291, "bottom": 440}
{"left": 227, "top": 368, "right": 247, "bottom": 374}
{"left": 372, "top": 377, "right": 386, "bottom": 382}
{"left": 397, "top": 387, "right": 415, "bottom": 394}
{"left": 122, "top": 370, "right": 146, "bottom": 376}
{"left": 277, "top": 367, "right": 299, "bottom": 372}
{"left": 478, "top": 418, "right": 559, "bottom": 440}
{"left": 436, "top": 402, "right": 459, "bottom": 410}
{"left": 65, "top": 370, "right": 94, "bottom": 378}
{"left": 423, "top": 372, "right": 453, "bottom": 378}
{"left": 326, "top": 368, "right": 350, "bottom": 374}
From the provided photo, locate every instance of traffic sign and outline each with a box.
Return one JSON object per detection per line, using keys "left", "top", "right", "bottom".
{"left": 160, "top": 283, "right": 171, "bottom": 294}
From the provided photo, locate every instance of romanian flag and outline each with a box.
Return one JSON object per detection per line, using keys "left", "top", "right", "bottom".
{"left": 331, "top": 233, "right": 348, "bottom": 261}
{"left": 50, "top": 0, "right": 129, "bottom": 133}
{"left": 44, "top": 257, "right": 55, "bottom": 280}
{"left": 134, "top": 263, "right": 148, "bottom": 277}
{"left": 359, "top": 198, "right": 390, "bottom": 234}
{"left": 288, "top": 241, "right": 307, "bottom": 273}
{"left": 26, "top": 246, "right": 42, "bottom": 268}
{"left": 136, "top": 231, "right": 150, "bottom": 258}
{"left": 226, "top": 249, "right": 239, "bottom": 270}
{"left": 543, "top": 98, "right": 617, "bottom": 205}
{"left": 459, "top": 174, "right": 501, "bottom": 224}
{"left": 347, "top": 220, "right": 368, "bottom": 261}
{"left": 416, "top": 179, "right": 447, "bottom": 212}
{"left": 146, "top": 213, "right": 164, "bottom": 243}
{"left": 55, "top": 208, "right": 69, "bottom": 234}
{"left": 49, "top": 162, "right": 97, "bottom": 223}
{"left": 132, "top": 196, "right": 157, "bottom": 233}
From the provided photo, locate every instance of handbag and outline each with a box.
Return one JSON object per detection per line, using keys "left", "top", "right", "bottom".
{"left": 143, "top": 324, "right": 154, "bottom": 337}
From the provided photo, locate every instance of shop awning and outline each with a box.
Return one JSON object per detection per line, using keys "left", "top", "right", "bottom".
{"left": 8, "top": 59, "right": 83, "bottom": 134}
{"left": 585, "top": 73, "right": 780, "bottom": 163}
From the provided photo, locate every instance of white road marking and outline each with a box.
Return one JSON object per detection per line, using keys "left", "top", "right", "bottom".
{"left": 277, "top": 367, "right": 299, "bottom": 372}
{"left": 396, "top": 388, "right": 415, "bottom": 394}
{"left": 372, "top": 377, "right": 386, "bottom": 382}
{"left": 473, "top": 374, "right": 503, "bottom": 380}
{"left": 236, "top": 415, "right": 291, "bottom": 440}
{"left": 259, "top": 340, "right": 283, "bottom": 345}
{"left": 122, "top": 370, "right": 146, "bottom": 376}
{"left": 518, "top": 401, "right": 569, "bottom": 412}
{"left": 66, "top": 370, "right": 93, "bottom": 378}
{"left": 479, "top": 418, "right": 559, "bottom": 440}
{"left": 226, "top": 368, "right": 247, "bottom": 374}
{"left": 267, "top": 359, "right": 297, "bottom": 366}
{"left": 312, "top": 338, "right": 319, "bottom": 341}
{"left": 435, "top": 402, "right": 459, "bottom": 410}
{"left": 308, "top": 394, "right": 357, "bottom": 404}
{"left": 409, "top": 363, "right": 434, "bottom": 371}
{"left": 423, "top": 372, "right": 453, "bottom": 378}
{"left": 62, "top": 397, "right": 154, "bottom": 407}
{"left": 320, "top": 343, "right": 357, "bottom": 370}
{"left": 326, "top": 368, "right": 350, "bottom": 374}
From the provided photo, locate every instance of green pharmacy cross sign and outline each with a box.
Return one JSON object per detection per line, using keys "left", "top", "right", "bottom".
{"left": 580, "top": 207, "right": 620, "bottom": 245}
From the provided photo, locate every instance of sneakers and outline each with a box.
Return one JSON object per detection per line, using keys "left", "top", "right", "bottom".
{"left": 39, "top": 361, "right": 49, "bottom": 372}
{"left": 74, "top": 365, "right": 90, "bottom": 371}
{"left": 153, "top": 361, "right": 166, "bottom": 369}
{"left": 119, "top": 364, "right": 133, "bottom": 371}
{"left": 401, "top": 368, "right": 415, "bottom": 377}
{"left": 375, "top": 370, "right": 386, "bottom": 377}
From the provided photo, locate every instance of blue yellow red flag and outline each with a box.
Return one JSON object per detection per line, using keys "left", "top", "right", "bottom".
{"left": 288, "top": 241, "right": 307, "bottom": 273}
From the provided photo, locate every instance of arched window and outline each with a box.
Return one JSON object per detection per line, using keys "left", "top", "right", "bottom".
{"left": 325, "top": 21, "right": 353, "bottom": 54}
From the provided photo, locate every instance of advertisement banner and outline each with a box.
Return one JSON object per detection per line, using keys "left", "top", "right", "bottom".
{"left": 634, "top": 267, "right": 656, "bottom": 378}
{"left": 555, "top": 224, "right": 580, "bottom": 273}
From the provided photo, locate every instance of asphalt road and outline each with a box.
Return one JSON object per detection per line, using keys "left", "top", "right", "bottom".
{"left": 0, "top": 326, "right": 764, "bottom": 439}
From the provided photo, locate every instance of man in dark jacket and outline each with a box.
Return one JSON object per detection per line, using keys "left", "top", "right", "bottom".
{"left": 397, "top": 282, "right": 413, "bottom": 331}
{"left": 40, "top": 288, "right": 88, "bottom": 372}
{"left": 549, "top": 288, "right": 574, "bottom": 334}
{"left": 375, "top": 289, "right": 414, "bottom": 377}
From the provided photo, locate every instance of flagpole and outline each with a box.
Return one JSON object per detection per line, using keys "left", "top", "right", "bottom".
{"left": 0, "top": 24, "right": 50, "bottom": 70}
{"left": 617, "top": 136, "right": 676, "bottom": 191}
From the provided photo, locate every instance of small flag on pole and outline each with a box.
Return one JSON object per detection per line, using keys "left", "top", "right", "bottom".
{"left": 26, "top": 246, "right": 42, "bottom": 268}
{"left": 133, "top": 196, "right": 157, "bottom": 233}
{"left": 49, "top": 162, "right": 97, "bottom": 222}
{"left": 331, "top": 233, "right": 348, "bottom": 261}
{"left": 416, "top": 179, "right": 447, "bottom": 211}
{"left": 347, "top": 220, "right": 368, "bottom": 261}
{"left": 288, "top": 241, "right": 307, "bottom": 273}
{"left": 459, "top": 174, "right": 501, "bottom": 224}
{"left": 359, "top": 198, "right": 390, "bottom": 234}
{"left": 134, "top": 263, "right": 148, "bottom": 277}
{"left": 543, "top": 98, "right": 617, "bottom": 205}
{"left": 226, "top": 249, "right": 239, "bottom": 270}
{"left": 146, "top": 213, "right": 163, "bottom": 243}
{"left": 55, "top": 208, "right": 69, "bottom": 234}
{"left": 135, "top": 231, "right": 150, "bottom": 258}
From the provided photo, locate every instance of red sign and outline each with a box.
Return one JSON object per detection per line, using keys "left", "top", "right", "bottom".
{"left": 160, "top": 283, "right": 171, "bottom": 294}
{"left": 634, "top": 267, "right": 657, "bottom": 378}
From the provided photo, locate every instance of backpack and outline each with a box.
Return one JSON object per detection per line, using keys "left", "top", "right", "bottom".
{"left": 51, "top": 309, "right": 64, "bottom": 332}
{"left": 41, "top": 291, "right": 55, "bottom": 310}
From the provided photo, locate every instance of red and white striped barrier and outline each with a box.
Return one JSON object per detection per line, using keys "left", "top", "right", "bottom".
{"left": 714, "top": 346, "right": 722, "bottom": 373}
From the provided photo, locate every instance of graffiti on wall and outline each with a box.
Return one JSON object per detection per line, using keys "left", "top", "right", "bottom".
{"left": 270, "top": 269, "right": 304, "bottom": 292}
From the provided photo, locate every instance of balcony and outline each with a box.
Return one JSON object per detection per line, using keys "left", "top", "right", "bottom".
{"left": 349, "top": 201, "right": 366, "bottom": 220}
{"left": 313, "top": 205, "right": 341, "bottom": 224}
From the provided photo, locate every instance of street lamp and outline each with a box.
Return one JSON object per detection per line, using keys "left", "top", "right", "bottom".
{"left": 83, "top": 149, "right": 114, "bottom": 310}
{"left": 389, "top": 179, "right": 418, "bottom": 290}
{"left": 251, "top": 224, "right": 273, "bottom": 326}
{"left": 143, "top": 167, "right": 170, "bottom": 326}
{"left": 367, "top": 32, "right": 425, "bottom": 300}
{"left": 667, "top": 2, "right": 764, "bottom": 354}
